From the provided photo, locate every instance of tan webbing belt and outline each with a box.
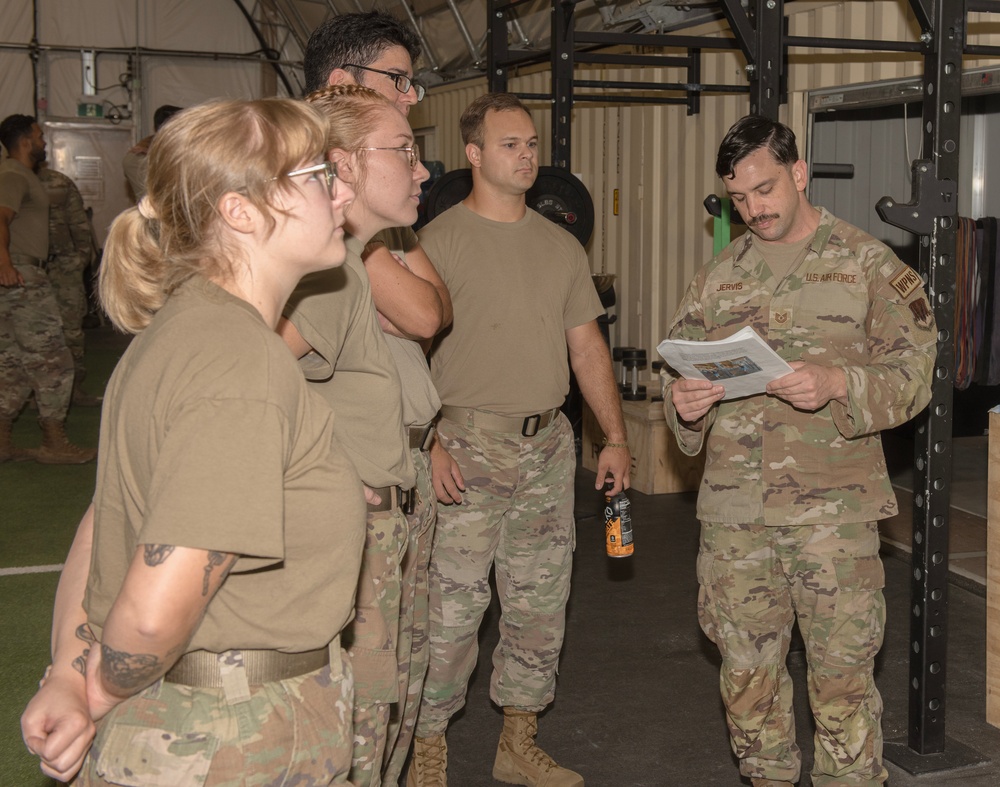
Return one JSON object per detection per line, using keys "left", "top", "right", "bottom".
{"left": 439, "top": 405, "right": 560, "bottom": 437}
{"left": 408, "top": 422, "right": 435, "bottom": 451}
{"left": 9, "top": 253, "right": 45, "bottom": 267}
{"left": 164, "top": 646, "right": 329, "bottom": 687}
{"left": 367, "top": 484, "right": 415, "bottom": 513}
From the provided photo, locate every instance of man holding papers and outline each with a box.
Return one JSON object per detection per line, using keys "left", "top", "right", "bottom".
{"left": 662, "top": 116, "right": 936, "bottom": 787}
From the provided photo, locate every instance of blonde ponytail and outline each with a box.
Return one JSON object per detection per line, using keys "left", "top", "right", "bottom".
{"left": 97, "top": 97, "right": 330, "bottom": 334}
{"left": 99, "top": 207, "right": 172, "bottom": 333}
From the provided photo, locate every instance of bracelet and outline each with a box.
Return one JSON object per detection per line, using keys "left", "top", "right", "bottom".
{"left": 602, "top": 438, "right": 628, "bottom": 449}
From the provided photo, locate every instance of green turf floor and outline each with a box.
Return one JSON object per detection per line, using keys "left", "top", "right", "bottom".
{"left": 1, "top": 328, "right": 129, "bottom": 785}
{"left": 1, "top": 573, "right": 61, "bottom": 787}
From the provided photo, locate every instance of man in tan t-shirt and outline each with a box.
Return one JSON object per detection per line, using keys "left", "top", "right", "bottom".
{"left": 122, "top": 104, "right": 182, "bottom": 202}
{"left": 0, "top": 114, "right": 94, "bottom": 464}
{"left": 408, "top": 93, "right": 631, "bottom": 787}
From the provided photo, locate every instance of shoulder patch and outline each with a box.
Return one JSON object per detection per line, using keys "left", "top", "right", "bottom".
{"left": 888, "top": 265, "right": 922, "bottom": 300}
{"left": 909, "top": 298, "right": 933, "bottom": 328}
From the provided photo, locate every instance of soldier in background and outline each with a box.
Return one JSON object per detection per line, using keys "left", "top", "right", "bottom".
{"left": 664, "top": 115, "right": 936, "bottom": 787}
{"left": 122, "top": 104, "right": 182, "bottom": 202}
{"left": 37, "top": 165, "right": 100, "bottom": 406}
{"left": 0, "top": 114, "right": 95, "bottom": 464}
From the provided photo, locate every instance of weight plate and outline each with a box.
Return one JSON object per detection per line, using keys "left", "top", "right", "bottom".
{"left": 425, "top": 169, "right": 474, "bottom": 220}
{"left": 528, "top": 167, "right": 594, "bottom": 246}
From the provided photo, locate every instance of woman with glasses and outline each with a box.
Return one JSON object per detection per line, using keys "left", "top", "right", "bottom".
{"left": 21, "top": 98, "right": 364, "bottom": 786}
{"left": 279, "top": 83, "right": 430, "bottom": 787}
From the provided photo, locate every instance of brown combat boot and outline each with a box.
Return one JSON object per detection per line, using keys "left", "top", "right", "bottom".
{"left": 406, "top": 735, "right": 448, "bottom": 787}
{"left": 72, "top": 383, "right": 103, "bottom": 407}
{"left": 35, "top": 418, "right": 96, "bottom": 464}
{"left": 72, "top": 371, "right": 104, "bottom": 407}
{"left": 493, "top": 708, "right": 583, "bottom": 786}
{"left": 0, "top": 418, "right": 32, "bottom": 463}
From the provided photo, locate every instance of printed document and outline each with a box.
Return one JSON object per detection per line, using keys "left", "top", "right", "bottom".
{"left": 657, "top": 326, "right": 794, "bottom": 400}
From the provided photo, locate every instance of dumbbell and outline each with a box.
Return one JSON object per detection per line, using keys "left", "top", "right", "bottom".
{"left": 612, "top": 346, "right": 636, "bottom": 393}
{"left": 621, "top": 348, "right": 647, "bottom": 401}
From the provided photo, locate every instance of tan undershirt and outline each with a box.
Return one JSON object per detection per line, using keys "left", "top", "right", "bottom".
{"left": 754, "top": 233, "right": 812, "bottom": 283}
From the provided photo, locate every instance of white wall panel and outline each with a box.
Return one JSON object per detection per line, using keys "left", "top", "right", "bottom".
{"left": 142, "top": 58, "right": 261, "bottom": 113}
{"left": 39, "top": 0, "right": 134, "bottom": 48}
{"left": 0, "top": 53, "right": 35, "bottom": 119}
{"left": 6, "top": 1, "right": 263, "bottom": 135}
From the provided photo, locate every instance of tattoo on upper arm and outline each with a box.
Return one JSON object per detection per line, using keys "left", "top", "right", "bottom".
{"left": 100, "top": 643, "right": 161, "bottom": 692}
{"left": 71, "top": 623, "right": 97, "bottom": 676}
{"left": 202, "top": 551, "right": 236, "bottom": 596}
{"left": 143, "top": 544, "right": 175, "bottom": 566}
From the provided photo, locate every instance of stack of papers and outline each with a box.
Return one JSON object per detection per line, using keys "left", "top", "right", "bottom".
{"left": 656, "top": 326, "right": 794, "bottom": 400}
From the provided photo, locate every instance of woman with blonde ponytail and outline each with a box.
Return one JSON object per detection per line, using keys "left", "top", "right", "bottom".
{"left": 280, "top": 83, "right": 432, "bottom": 787}
{"left": 22, "top": 97, "right": 365, "bottom": 786}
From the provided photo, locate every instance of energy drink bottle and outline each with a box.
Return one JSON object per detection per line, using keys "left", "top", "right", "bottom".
{"left": 604, "top": 481, "right": 634, "bottom": 558}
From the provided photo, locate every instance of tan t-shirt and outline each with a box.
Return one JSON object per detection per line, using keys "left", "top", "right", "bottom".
{"left": 122, "top": 148, "right": 148, "bottom": 202}
{"left": 373, "top": 226, "right": 441, "bottom": 428}
{"left": 419, "top": 203, "right": 603, "bottom": 417}
{"left": 85, "top": 275, "right": 366, "bottom": 653}
{"left": 284, "top": 235, "right": 414, "bottom": 488}
{"left": 754, "top": 232, "right": 812, "bottom": 283}
{"left": 0, "top": 159, "right": 49, "bottom": 259}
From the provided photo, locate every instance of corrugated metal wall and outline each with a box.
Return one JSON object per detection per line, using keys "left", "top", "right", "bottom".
{"left": 411, "top": 1, "right": 1000, "bottom": 357}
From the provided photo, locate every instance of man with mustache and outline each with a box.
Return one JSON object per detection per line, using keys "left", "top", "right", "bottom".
{"left": 663, "top": 115, "right": 936, "bottom": 787}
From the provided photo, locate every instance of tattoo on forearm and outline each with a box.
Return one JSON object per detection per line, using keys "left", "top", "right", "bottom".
{"left": 201, "top": 551, "right": 234, "bottom": 596}
{"left": 70, "top": 623, "right": 97, "bottom": 676}
{"left": 143, "top": 544, "right": 175, "bottom": 566}
{"left": 100, "top": 643, "right": 161, "bottom": 693}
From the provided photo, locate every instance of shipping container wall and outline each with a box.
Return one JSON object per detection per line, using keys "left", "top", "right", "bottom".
{"left": 413, "top": 1, "right": 1000, "bottom": 357}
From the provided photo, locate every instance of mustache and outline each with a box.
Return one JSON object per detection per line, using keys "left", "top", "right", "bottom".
{"left": 751, "top": 213, "right": 779, "bottom": 226}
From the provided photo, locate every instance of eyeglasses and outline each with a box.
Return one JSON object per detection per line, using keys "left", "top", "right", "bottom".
{"left": 344, "top": 64, "right": 426, "bottom": 102}
{"left": 284, "top": 160, "right": 338, "bottom": 198}
{"left": 358, "top": 143, "right": 421, "bottom": 171}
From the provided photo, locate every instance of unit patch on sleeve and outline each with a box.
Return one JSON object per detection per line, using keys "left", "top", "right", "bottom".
{"left": 888, "top": 265, "right": 922, "bottom": 300}
{"left": 909, "top": 298, "right": 933, "bottom": 327}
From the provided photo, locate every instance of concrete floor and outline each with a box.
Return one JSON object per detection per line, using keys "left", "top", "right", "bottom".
{"left": 423, "top": 468, "right": 1000, "bottom": 787}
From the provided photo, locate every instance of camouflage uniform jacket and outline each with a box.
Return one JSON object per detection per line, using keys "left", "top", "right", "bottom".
{"left": 38, "top": 167, "right": 92, "bottom": 259}
{"left": 663, "top": 207, "right": 936, "bottom": 526}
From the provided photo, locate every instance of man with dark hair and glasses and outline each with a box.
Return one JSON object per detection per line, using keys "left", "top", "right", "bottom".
{"left": 292, "top": 11, "right": 452, "bottom": 787}
{"left": 304, "top": 10, "right": 424, "bottom": 112}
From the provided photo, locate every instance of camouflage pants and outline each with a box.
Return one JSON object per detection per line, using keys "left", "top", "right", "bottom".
{"left": 415, "top": 414, "right": 576, "bottom": 737}
{"left": 0, "top": 259, "right": 73, "bottom": 419}
{"left": 697, "top": 521, "right": 888, "bottom": 786}
{"left": 383, "top": 449, "right": 437, "bottom": 784}
{"left": 345, "top": 506, "right": 408, "bottom": 787}
{"left": 78, "top": 647, "right": 354, "bottom": 786}
{"left": 45, "top": 252, "right": 90, "bottom": 372}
